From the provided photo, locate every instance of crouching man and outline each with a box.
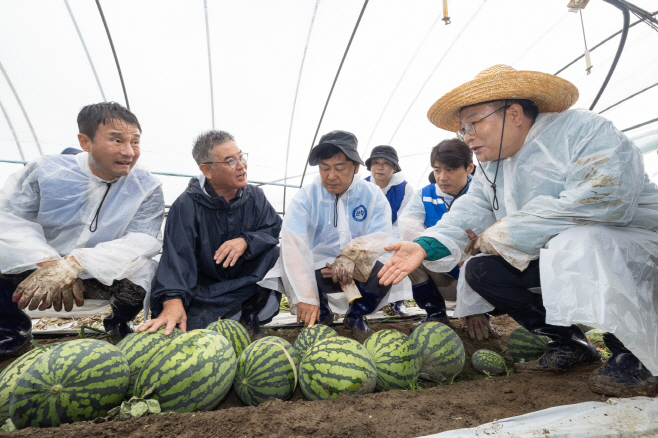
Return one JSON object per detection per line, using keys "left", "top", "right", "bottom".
{"left": 0, "top": 102, "right": 164, "bottom": 353}
{"left": 139, "top": 131, "right": 282, "bottom": 335}
{"left": 379, "top": 65, "right": 658, "bottom": 397}
{"left": 280, "top": 130, "right": 393, "bottom": 341}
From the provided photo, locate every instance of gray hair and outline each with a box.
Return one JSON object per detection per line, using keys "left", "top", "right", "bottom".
{"left": 192, "top": 130, "right": 235, "bottom": 165}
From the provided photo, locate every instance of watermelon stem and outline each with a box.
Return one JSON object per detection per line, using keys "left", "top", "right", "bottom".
{"left": 79, "top": 325, "right": 121, "bottom": 341}
{"left": 30, "top": 340, "right": 47, "bottom": 352}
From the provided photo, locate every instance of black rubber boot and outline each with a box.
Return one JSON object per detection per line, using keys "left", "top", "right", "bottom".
{"left": 0, "top": 276, "right": 33, "bottom": 357}
{"left": 411, "top": 280, "right": 447, "bottom": 326}
{"left": 317, "top": 288, "right": 335, "bottom": 326}
{"left": 389, "top": 300, "right": 410, "bottom": 317}
{"left": 239, "top": 287, "right": 272, "bottom": 335}
{"left": 104, "top": 295, "right": 143, "bottom": 339}
{"left": 589, "top": 333, "right": 658, "bottom": 397}
{"left": 343, "top": 285, "right": 383, "bottom": 343}
{"left": 512, "top": 300, "right": 600, "bottom": 372}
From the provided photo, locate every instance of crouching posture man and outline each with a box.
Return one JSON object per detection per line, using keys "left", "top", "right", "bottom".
{"left": 0, "top": 102, "right": 164, "bottom": 352}
{"left": 380, "top": 65, "right": 658, "bottom": 397}
{"left": 279, "top": 130, "right": 393, "bottom": 341}
{"left": 140, "top": 131, "right": 282, "bottom": 335}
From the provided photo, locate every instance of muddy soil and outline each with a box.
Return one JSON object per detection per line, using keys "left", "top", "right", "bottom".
{"left": 1, "top": 316, "right": 611, "bottom": 438}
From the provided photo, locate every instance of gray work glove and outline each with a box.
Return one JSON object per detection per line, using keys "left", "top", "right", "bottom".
{"left": 13, "top": 257, "right": 85, "bottom": 312}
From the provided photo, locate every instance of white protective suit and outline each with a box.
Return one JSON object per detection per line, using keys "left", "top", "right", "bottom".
{"left": 274, "top": 174, "right": 393, "bottom": 314}
{"left": 0, "top": 152, "right": 164, "bottom": 294}
{"left": 365, "top": 171, "right": 414, "bottom": 304}
{"left": 419, "top": 109, "right": 658, "bottom": 375}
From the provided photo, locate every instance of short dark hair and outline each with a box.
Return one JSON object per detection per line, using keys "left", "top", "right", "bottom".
{"left": 316, "top": 146, "right": 357, "bottom": 165}
{"left": 430, "top": 138, "right": 473, "bottom": 170}
{"left": 192, "top": 130, "right": 235, "bottom": 165}
{"left": 77, "top": 102, "right": 141, "bottom": 141}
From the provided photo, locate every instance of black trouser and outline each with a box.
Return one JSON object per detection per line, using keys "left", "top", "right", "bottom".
{"left": 464, "top": 256, "right": 542, "bottom": 316}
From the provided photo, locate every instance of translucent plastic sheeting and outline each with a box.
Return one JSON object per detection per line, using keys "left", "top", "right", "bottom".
{"left": 425, "top": 396, "right": 658, "bottom": 438}
{"left": 1, "top": 1, "right": 656, "bottom": 212}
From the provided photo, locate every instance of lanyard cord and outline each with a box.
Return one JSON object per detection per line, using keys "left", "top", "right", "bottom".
{"left": 444, "top": 185, "right": 467, "bottom": 212}
{"left": 478, "top": 105, "right": 507, "bottom": 211}
{"left": 333, "top": 170, "right": 356, "bottom": 227}
{"left": 89, "top": 182, "right": 112, "bottom": 232}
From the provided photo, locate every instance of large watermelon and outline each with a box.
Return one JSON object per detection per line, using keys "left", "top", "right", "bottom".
{"left": 472, "top": 350, "right": 507, "bottom": 376}
{"left": 9, "top": 340, "right": 129, "bottom": 429}
{"left": 206, "top": 319, "right": 251, "bottom": 357}
{"left": 115, "top": 327, "right": 181, "bottom": 398}
{"left": 0, "top": 344, "right": 58, "bottom": 424}
{"left": 133, "top": 329, "right": 236, "bottom": 413}
{"left": 508, "top": 326, "right": 550, "bottom": 362}
{"left": 234, "top": 336, "right": 298, "bottom": 406}
{"left": 299, "top": 336, "right": 377, "bottom": 400}
{"left": 410, "top": 322, "right": 465, "bottom": 383}
{"left": 364, "top": 329, "right": 421, "bottom": 391}
{"left": 294, "top": 324, "right": 338, "bottom": 361}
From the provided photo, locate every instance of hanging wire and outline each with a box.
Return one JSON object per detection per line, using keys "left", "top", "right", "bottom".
{"left": 282, "top": 0, "right": 320, "bottom": 215}
{"left": 95, "top": 0, "right": 129, "bottom": 109}
{"left": 580, "top": 10, "right": 593, "bottom": 74}
{"left": 389, "top": 1, "right": 487, "bottom": 145}
{"left": 442, "top": 0, "right": 451, "bottom": 24}
{"left": 0, "top": 60, "right": 43, "bottom": 156}
{"left": 203, "top": 0, "right": 215, "bottom": 129}
{"left": 599, "top": 81, "right": 658, "bottom": 114}
{"left": 0, "top": 97, "right": 24, "bottom": 160}
{"left": 64, "top": 0, "right": 106, "bottom": 101}
{"left": 299, "top": 0, "right": 370, "bottom": 188}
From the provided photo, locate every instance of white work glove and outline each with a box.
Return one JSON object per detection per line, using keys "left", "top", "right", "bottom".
{"left": 464, "top": 228, "right": 500, "bottom": 256}
{"left": 13, "top": 257, "right": 86, "bottom": 312}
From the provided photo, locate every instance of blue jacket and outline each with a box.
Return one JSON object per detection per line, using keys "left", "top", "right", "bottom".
{"left": 365, "top": 176, "right": 407, "bottom": 223}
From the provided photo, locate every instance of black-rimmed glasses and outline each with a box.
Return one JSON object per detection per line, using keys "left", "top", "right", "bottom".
{"left": 456, "top": 105, "right": 508, "bottom": 141}
{"left": 203, "top": 153, "right": 248, "bottom": 169}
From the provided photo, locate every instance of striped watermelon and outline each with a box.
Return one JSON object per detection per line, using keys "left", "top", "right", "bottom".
{"left": 585, "top": 329, "right": 607, "bottom": 349}
{"left": 364, "top": 329, "right": 421, "bottom": 391}
{"left": 115, "top": 327, "right": 181, "bottom": 398}
{"left": 133, "top": 329, "right": 236, "bottom": 413}
{"left": 9, "top": 340, "right": 129, "bottom": 429}
{"left": 410, "top": 322, "right": 465, "bottom": 383}
{"left": 508, "top": 326, "right": 550, "bottom": 362}
{"left": 234, "top": 336, "right": 299, "bottom": 406}
{"left": 0, "top": 344, "right": 58, "bottom": 424}
{"left": 294, "top": 324, "right": 338, "bottom": 360}
{"left": 472, "top": 350, "right": 507, "bottom": 376}
{"left": 299, "top": 336, "right": 377, "bottom": 401}
{"left": 206, "top": 319, "right": 251, "bottom": 357}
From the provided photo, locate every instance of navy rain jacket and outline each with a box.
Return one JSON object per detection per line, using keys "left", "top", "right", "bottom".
{"left": 150, "top": 178, "right": 282, "bottom": 329}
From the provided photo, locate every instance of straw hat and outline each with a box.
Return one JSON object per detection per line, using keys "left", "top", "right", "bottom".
{"left": 427, "top": 65, "right": 579, "bottom": 132}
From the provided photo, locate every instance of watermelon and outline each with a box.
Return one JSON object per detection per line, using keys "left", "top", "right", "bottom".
{"left": 9, "top": 340, "right": 129, "bottom": 429}
{"left": 294, "top": 324, "right": 338, "bottom": 360}
{"left": 585, "top": 329, "right": 607, "bottom": 349}
{"left": 364, "top": 329, "right": 421, "bottom": 391}
{"left": 410, "top": 322, "right": 465, "bottom": 383}
{"left": 508, "top": 326, "right": 550, "bottom": 362}
{"left": 0, "top": 344, "right": 58, "bottom": 424}
{"left": 133, "top": 329, "right": 236, "bottom": 413}
{"left": 472, "top": 350, "right": 507, "bottom": 376}
{"left": 299, "top": 336, "right": 377, "bottom": 401}
{"left": 115, "top": 327, "right": 181, "bottom": 398}
{"left": 206, "top": 319, "right": 251, "bottom": 357}
{"left": 234, "top": 336, "right": 298, "bottom": 406}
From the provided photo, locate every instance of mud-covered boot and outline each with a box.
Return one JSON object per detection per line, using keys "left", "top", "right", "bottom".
{"left": 104, "top": 295, "right": 143, "bottom": 338}
{"left": 239, "top": 288, "right": 272, "bottom": 335}
{"left": 343, "top": 287, "right": 383, "bottom": 343}
{"left": 0, "top": 276, "right": 33, "bottom": 357}
{"left": 411, "top": 280, "right": 447, "bottom": 327}
{"left": 589, "top": 333, "right": 658, "bottom": 397}
{"left": 389, "top": 300, "right": 410, "bottom": 317}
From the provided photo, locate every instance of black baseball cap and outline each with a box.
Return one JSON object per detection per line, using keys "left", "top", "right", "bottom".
{"left": 308, "top": 130, "right": 364, "bottom": 166}
{"left": 365, "top": 145, "right": 401, "bottom": 172}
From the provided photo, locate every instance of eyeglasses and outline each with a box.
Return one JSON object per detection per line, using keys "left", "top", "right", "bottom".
{"left": 456, "top": 105, "right": 508, "bottom": 141}
{"left": 203, "top": 153, "right": 248, "bottom": 169}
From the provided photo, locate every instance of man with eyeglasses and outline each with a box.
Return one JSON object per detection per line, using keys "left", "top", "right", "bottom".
{"left": 140, "top": 130, "right": 282, "bottom": 335}
{"left": 379, "top": 65, "right": 658, "bottom": 397}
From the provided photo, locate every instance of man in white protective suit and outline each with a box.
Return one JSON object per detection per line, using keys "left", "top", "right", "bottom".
{"left": 378, "top": 65, "right": 658, "bottom": 397}
{"left": 278, "top": 130, "right": 394, "bottom": 341}
{"left": 0, "top": 102, "right": 164, "bottom": 355}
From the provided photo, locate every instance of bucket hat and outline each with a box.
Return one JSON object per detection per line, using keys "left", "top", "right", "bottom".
{"left": 365, "top": 145, "right": 401, "bottom": 172}
{"left": 308, "top": 130, "right": 364, "bottom": 166}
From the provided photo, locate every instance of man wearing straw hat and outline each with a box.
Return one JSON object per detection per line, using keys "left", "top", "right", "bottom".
{"left": 378, "top": 65, "right": 658, "bottom": 397}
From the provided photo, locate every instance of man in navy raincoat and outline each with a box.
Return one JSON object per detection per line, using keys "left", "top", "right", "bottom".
{"left": 141, "top": 130, "right": 282, "bottom": 334}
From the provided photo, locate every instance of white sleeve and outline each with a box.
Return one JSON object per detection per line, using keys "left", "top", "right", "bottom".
{"left": 0, "top": 162, "right": 61, "bottom": 273}
{"left": 398, "top": 190, "right": 428, "bottom": 242}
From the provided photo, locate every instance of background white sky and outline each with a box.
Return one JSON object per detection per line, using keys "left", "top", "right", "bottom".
{"left": 1, "top": 0, "right": 657, "bottom": 211}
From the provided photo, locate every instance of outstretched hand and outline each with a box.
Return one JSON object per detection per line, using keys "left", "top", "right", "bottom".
{"left": 137, "top": 298, "right": 187, "bottom": 336}
{"left": 378, "top": 241, "right": 427, "bottom": 286}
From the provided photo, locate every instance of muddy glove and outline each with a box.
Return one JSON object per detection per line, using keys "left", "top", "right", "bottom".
{"left": 13, "top": 257, "right": 85, "bottom": 312}
{"left": 331, "top": 256, "right": 364, "bottom": 302}
{"left": 464, "top": 228, "right": 500, "bottom": 256}
{"left": 463, "top": 314, "right": 497, "bottom": 340}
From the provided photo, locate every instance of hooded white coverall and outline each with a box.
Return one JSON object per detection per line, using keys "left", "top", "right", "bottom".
{"left": 417, "top": 109, "right": 658, "bottom": 375}
{"left": 0, "top": 152, "right": 164, "bottom": 294}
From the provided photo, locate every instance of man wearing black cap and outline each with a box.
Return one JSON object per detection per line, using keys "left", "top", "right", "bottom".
{"left": 364, "top": 146, "right": 414, "bottom": 317}
{"left": 278, "top": 130, "right": 394, "bottom": 340}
